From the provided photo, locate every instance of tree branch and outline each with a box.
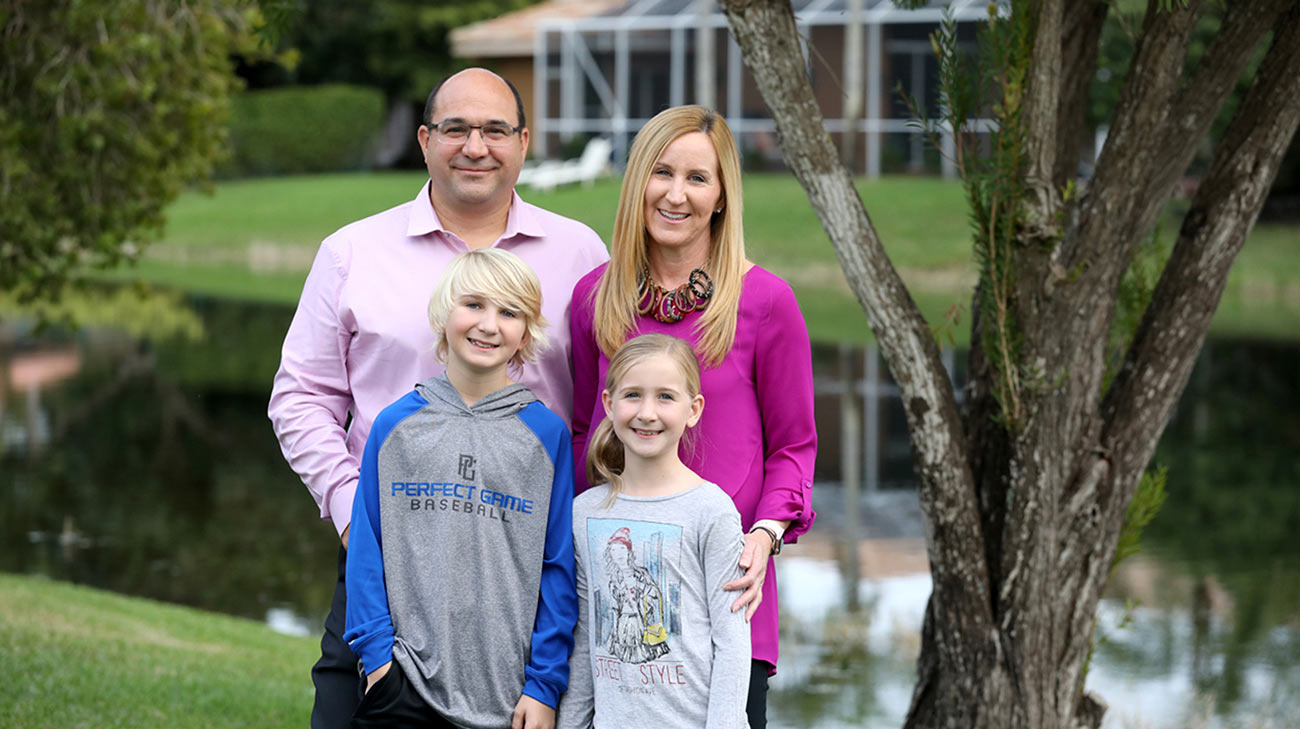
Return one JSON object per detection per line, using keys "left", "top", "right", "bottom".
{"left": 1068, "top": 0, "right": 1201, "bottom": 274}
{"left": 1022, "top": 0, "right": 1065, "bottom": 237}
{"left": 1029, "top": 1, "right": 1285, "bottom": 476}
{"left": 1101, "top": 1, "right": 1300, "bottom": 512}
{"left": 1073, "top": 0, "right": 1290, "bottom": 278}
{"left": 1155, "top": 1, "right": 1292, "bottom": 186}
{"left": 1053, "top": 0, "right": 1109, "bottom": 191}
{"left": 1049, "top": 3, "right": 1300, "bottom": 708}
{"left": 718, "top": 0, "right": 992, "bottom": 659}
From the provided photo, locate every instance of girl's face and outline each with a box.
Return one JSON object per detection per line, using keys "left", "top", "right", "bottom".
{"left": 602, "top": 354, "right": 704, "bottom": 465}
{"left": 641, "top": 132, "right": 723, "bottom": 261}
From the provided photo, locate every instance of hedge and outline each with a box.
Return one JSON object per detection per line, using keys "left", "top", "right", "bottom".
{"left": 220, "top": 84, "right": 386, "bottom": 177}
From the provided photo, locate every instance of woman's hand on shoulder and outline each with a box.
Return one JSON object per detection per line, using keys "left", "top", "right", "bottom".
{"left": 724, "top": 530, "right": 772, "bottom": 622}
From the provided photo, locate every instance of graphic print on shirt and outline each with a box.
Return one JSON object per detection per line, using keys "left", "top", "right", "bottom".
{"left": 389, "top": 449, "right": 536, "bottom": 523}
{"left": 587, "top": 517, "right": 693, "bottom": 693}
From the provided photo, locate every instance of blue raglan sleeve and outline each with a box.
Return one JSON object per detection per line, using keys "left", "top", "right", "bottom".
{"left": 343, "top": 396, "right": 418, "bottom": 675}
{"left": 518, "top": 404, "right": 579, "bottom": 708}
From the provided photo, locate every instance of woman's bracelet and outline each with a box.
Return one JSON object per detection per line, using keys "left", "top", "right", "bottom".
{"left": 749, "top": 525, "right": 782, "bottom": 556}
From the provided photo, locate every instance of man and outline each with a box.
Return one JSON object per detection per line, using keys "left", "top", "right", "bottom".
{"left": 269, "top": 67, "right": 608, "bottom": 729}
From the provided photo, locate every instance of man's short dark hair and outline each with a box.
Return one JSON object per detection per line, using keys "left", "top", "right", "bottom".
{"left": 424, "top": 70, "right": 526, "bottom": 130}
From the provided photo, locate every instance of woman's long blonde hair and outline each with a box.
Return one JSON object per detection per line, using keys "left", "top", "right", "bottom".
{"left": 592, "top": 106, "right": 746, "bottom": 367}
{"left": 587, "top": 334, "right": 703, "bottom": 500}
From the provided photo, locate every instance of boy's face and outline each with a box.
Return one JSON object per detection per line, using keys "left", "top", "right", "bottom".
{"left": 444, "top": 294, "right": 528, "bottom": 381}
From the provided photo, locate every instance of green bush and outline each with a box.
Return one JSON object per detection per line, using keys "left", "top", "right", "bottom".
{"left": 220, "top": 84, "right": 386, "bottom": 177}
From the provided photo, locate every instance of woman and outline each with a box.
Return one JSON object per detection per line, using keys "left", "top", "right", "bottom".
{"left": 570, "top": 105, "right": 817, "bottom": 728}
{"left": 603, "top": 527, "right": 671, "bottom": 664}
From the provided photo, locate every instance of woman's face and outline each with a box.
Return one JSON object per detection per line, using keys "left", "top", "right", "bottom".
{"left": 642, "top": 131, "right": 723, "bottom": 262}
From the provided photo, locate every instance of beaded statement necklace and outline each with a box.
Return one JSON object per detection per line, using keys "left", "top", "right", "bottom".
{"left": 636, "top": 268, "right": 715, "bottom": 324}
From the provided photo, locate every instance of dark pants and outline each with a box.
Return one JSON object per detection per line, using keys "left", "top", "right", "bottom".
{"left": 351, "top": 663, "right": 459, "bottom": 729}
{"left": 747, "top": 659, "right": 771, "bottom": 729}
{"left": 312, "top": 546, "right": 363, "bottom": 729}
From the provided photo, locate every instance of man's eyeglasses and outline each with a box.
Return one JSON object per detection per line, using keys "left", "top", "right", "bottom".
{"left": 428, "top": 121, "right": 522, "bottom": 147}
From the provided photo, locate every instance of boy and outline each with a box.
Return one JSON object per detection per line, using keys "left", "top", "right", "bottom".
{"left": 345, "top": 248, "right": 577, "bottom": 729}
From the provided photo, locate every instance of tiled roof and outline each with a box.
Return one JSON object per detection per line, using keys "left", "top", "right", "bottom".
{"left": 452, "top": 0, "right": 983, "bottom": 58}
{"left": 451, "top": 0, "right": 628, "bottom": 58}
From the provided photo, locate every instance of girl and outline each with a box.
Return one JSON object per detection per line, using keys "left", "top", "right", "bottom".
{"left": 557, "top": 333, "right": 750, "bottom": 729}
{"left": 570, "top": 106, "right": 817, "bottom": 729}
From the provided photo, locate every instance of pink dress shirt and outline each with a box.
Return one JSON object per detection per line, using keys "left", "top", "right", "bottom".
{"left": 269, "top": 181, "right": 608, "bottom": 537}
{"left": 570, "top": 263, "right": 818, "bottom": 670}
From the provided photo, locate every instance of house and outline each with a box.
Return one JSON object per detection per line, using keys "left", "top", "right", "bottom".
{"left": 452, "top": 0, "right": 990, "bottom": 176}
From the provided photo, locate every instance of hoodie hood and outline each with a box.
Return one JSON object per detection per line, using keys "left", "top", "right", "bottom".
{"left": 416, "top": 374, "right": 537, "bottom": 418}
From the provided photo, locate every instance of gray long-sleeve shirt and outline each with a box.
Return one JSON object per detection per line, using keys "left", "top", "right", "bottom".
{"left": 557, "top": 483, "right": 751, "bottom": 729}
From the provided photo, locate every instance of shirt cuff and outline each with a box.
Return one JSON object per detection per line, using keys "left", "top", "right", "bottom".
{"left": 751, "top": 519, "right": 788, "bottom": 541}
{"left": 328, "top": 480, "right": 357, "bottom": 538}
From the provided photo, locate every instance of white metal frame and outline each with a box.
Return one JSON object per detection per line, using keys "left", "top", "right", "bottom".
{"left": 532, "top": 0, "right": 992, "bottom": 176}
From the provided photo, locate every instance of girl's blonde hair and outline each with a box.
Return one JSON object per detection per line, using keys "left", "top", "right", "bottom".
{"left": 427, "top": 248, "right": 549, "bottom": 369}
{"left": 587, "top": 334, "right": 702, "bottom": 499}
{"left": 591, "top": 105, "right": 746, "bottom": 367}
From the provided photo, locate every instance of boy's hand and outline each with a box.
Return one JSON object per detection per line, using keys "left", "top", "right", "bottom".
{"left": 511, "top": 695, "right": 555, "bottom": 729}
{"left": 364, "top": 661, "right": 392, "bottom": 693}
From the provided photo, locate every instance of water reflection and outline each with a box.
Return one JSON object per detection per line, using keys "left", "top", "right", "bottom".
{"left": 1, "top": 300, "right": 1297, "bottom": 728}
{"left": 1, "top": 299, "right": 340, "bottom": 627}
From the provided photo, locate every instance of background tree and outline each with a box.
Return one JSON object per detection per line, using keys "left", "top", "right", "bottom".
{"left": 251, "top": 0, "right": 534, "bottom": 100}
{"left": 0, "top": 0, "right": 262, "bottom": 303}
{"left": 714, "top": 0, "right": 1300, "bottom": 727}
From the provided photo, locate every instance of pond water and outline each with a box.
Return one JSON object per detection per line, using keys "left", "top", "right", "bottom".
{"left": 2, "top": 298, "right": 1296, "bottom": 728}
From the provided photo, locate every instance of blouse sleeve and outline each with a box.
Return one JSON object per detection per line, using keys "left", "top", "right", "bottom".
{"left": 569, "top": 275, "right": 601, "bottom": 495}
{"left": 752, "top": 278, "right": 818, "bottom": 542}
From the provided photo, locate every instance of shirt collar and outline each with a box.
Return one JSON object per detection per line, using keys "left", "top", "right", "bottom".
{"left": 406, "top": 181, "right": 546, "bottom": 244}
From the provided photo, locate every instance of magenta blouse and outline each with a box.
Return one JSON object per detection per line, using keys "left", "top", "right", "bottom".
{"left": 570, "top": 262, "right": 818, "bottom": 670}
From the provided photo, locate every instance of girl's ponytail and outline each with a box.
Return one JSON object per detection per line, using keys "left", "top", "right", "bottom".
{"left": 586, "top": 418, "right": 625, "bottom": 505}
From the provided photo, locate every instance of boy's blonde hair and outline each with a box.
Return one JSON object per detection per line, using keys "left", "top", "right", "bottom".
{"left": 587, "top": 333, "right": 702, "bottom": 501}
{"left": 427, "top": 249, "right": 549, "bottom": 369}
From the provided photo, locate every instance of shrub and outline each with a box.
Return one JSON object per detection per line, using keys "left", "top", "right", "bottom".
{"left": 220, "top": 84, "right": 386, "bottom": 177}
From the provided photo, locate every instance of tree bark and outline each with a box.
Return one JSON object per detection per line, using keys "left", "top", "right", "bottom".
{"left": 719, "top": 1, "right": 1300, "bottom": 728}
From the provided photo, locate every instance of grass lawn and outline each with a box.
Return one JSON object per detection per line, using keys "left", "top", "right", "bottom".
{"left": 114, "top": 171, "right": 1300, "bottom": 345}
{"left": 0, "top": 573, "right": 317, "bottom": 728}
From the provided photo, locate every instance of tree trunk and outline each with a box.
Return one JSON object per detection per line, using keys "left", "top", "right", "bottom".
{"left": 716, "top": 0, "right": 1300, "bottom": 727}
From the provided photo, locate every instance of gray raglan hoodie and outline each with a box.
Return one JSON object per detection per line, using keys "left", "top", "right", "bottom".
{"left": 346, "top": 375, "right": 578, "bottom": 729}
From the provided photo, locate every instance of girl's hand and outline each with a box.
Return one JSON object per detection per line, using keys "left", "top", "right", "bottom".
{"left": 365, "top": 661, "right": 392, "bottom": 693}
{"left": 724, "top": 530, "right": 772, "bottom": 622}
{"left": 512, "top": 694, "right": 555, "bottom": 729}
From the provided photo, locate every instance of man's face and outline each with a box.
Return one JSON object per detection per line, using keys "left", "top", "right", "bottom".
{"left": 419, "top": 70, "right": 529, "bottom": 215}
